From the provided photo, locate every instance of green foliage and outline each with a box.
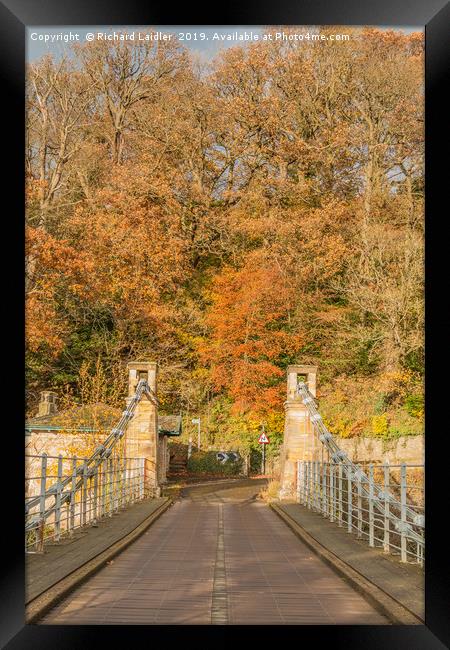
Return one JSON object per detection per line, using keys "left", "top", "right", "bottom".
{"left": 373, "top": 393, "right": 389, "bottom": 415}
{"left": 249, "top": 448, "right": 263, "bottom": 473}
{"left": 354, "top": 339, "right": 380, "bottom": 376}
{"left": 404, "top": 394, "right": 424, "bottom": 418}
{"left": 204, "top": 397, "right": 284, "bottom": 457}
{"left": 187, "top": 451, "right": 242, "bottom": 475}
{"left": 402, "top": 349, "right": 424, "bottom": 375}
{"left": 383, "top": 427, "right": 420, "bottom": 440}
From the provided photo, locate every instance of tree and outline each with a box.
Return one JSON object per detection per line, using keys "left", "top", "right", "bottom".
{"left": 201, "top": 251, "right": 304, "bottom": 414}
{"left": 77, "top": 34, "right": 188, "bottom": 165}
{"left": 25, "top": 28, "right": 424, "bottom": 440}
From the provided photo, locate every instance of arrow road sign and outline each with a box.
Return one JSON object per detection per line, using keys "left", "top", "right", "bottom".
{"left": 216, "top": 451, "right": 240, "bottom": 464}
{"left": 258, "top": 432, "right": 270, "bottom": 444}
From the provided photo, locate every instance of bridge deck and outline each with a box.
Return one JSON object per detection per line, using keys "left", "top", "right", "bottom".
{"left": 26, "top": 497, "right": 168, "bottom": 603}
{"left": 277, "top": 502, "right": 424, "bottom": 620}
{"left": 39, "top": 480, "right": 389, "bottom": 625}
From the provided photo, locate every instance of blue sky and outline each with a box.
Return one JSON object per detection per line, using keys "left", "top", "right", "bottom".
{"left": 26, "top": 25, "right": 420, "bottom": 63}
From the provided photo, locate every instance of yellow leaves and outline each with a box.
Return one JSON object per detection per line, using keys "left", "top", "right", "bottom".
{"left": 190, "top": 366, "right": 210, "bottom": 381}
{"left": 380, "top": 369, "right": 422, "bottom": 400}
{"left": 324, "top": 415, "right": 365, "bottom": 439}
{"left": 265, "top": 410, "right": 285, "bottom": 436}
{"left": 371, "top": 414, "right": 389, "bottom": 438}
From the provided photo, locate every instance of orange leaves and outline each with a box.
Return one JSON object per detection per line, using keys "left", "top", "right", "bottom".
{"left": 60, "top": 163, "right": 190, "bottom": 346}
{"left": 26, "top": 226, "right": 90, "bottom": 277}
{"left": 26, "top": 293, "right": 66, "bottom": 355}
{"left": 201, "top": 253, "right": 303, "bottom": 414}
{"left": 26, "top": 226, "right": 92, "bottom": 353}
{"left": 25, "top": 29, "right": 423, "bottom": 418}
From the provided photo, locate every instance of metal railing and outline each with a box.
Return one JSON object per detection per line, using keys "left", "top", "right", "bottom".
{"left": 295, "top": 381, "right": 425, "bottom": 566}
{"left": 25, "top": 453, "right": 146, "bottom": 552}
{"left": 297, "top": 460, "right": 424, "bottom": 565}
{"left": 25, "top": 379, "right": 158, "bottom": 553}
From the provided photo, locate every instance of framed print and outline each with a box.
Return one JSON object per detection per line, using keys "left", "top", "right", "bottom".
{"left": 1, "top": 0, "right": 448, "bottom": 648}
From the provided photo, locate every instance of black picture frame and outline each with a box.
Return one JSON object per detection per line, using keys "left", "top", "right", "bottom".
{"left": 1, "top": 0, "right": 448, "bottom": 648}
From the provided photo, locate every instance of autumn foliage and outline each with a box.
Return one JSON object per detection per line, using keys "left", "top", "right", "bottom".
{"left": 25, "top": 28, "right": 424, "bottom": 448}
{"left": 202, "top": 253, "right": 303, "bottom": 413}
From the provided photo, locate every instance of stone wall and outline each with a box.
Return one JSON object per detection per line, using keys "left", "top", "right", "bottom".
{"left": 250, "top": 435, "right": 423, "bottom": 481}
{"left": 25, "top": 430, "right": 102, "bottom": 501}
{"left": 25, "top": 430, "right": 101, "bottom": 459}
{"left": 337, "top": 434, "right": 424, "bottom": 465}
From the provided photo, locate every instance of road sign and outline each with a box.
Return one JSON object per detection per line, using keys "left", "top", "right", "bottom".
{"left": 216, "top": 451, "right": 240, "bottom": 464}
{"left": 191, "top": 418, "right": 200, "bottom": 424}
{"left": 258, "top": 432, "right": 270, "bottom": 444}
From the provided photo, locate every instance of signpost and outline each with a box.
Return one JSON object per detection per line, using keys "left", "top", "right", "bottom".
{"left": 192, "top": 418, "right": 201, "bottom": 450}
{"left": 258, "top": 427, "right": 270, "bottom": 475}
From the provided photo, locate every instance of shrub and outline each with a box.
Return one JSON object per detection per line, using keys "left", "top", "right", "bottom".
{"left": 404, "top": 394, "right": 424, "bottom": 418}
{"left": 324, "top": 416, "right": 361, "bottom": 439}
{"left": 373, "top": 393, "right": 388, "bottom": 415}
{"left": 371, "top": 414, "right": 389, "bottom": 437}
{"left": 259, "top": 479, "right": 280, "bottom": 503}
{"left": 386, "top": 407, "right": 423, "bottom": 437}
{"left": 187, "top": 451, "right": 242, "bottom": 475}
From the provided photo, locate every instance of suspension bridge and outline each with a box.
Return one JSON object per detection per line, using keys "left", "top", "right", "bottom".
{"left": 24, "top": 362, "right": 424, "bottom": 625}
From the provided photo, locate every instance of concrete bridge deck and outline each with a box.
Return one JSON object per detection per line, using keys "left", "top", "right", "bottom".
{"left": 37, "top": 479, "right": 390, "bottom": 625}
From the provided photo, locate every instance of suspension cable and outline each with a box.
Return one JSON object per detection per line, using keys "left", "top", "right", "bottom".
{"left": 296, "top": 382, "right": 424, "bottom": 545}
{"left": 25, "top": 379, "right": 155, "bottom": 529}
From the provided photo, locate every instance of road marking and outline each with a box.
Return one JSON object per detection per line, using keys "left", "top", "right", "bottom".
{"left": 211, "top": 504, "right": 228, "bottom": 624}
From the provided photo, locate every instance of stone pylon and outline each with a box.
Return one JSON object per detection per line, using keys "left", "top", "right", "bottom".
{"left": 279, "top": 365, "right": 319, "bottom": 500}
{"left": 124, "top": 361, "right": 160, "bottom": 496}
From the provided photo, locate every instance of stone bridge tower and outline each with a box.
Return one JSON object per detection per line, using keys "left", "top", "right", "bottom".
{"left": 125, "top": 361, "right": 160, "bottom": 496}
{"left": 279, "top": 364, "right": 319, "bottom": 500}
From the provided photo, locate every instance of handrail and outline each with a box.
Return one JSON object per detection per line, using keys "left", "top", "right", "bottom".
{"left": 25, "top": 380, "right": 156, "bottom": 531}
{"left": 296, "top": 382, "right": 425, "bottom": 547}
